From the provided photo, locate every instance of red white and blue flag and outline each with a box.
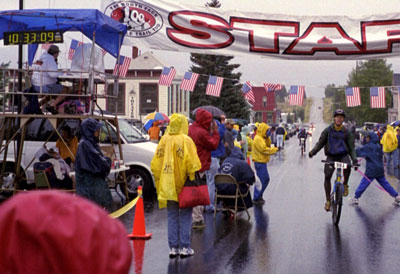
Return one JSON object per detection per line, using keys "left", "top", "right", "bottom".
{"left": 68, "top": 39, "right": 84, "bottom": 60}
{"left": 345, "top": 87, "right": 361, "bottom": 107}
{"left": 180, "top": 72, "right": 199, "bottom": 91}
{"left": 370, "top": 87, "right": 386, "bottom": 108}
{"left": 264, "top": 83, "right": 282, "bottom": 92}
{"left": 113, "top": 55, "right": 131, "bottom": 77}
{"left": 242, "top": 81, "right": 255, "bottom": 103}
{"left": 159, "top": 67, "right": 176, "bottom": 86}
{"left": 289, "top": 85, "right": 305, "bottom": 106}
{"left": 206, "top": 76, "right": 224, "bottom": 97}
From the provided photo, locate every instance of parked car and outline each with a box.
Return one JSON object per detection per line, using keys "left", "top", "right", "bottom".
{"left": 0, "top": 116, "right": 157, "bottom": 200}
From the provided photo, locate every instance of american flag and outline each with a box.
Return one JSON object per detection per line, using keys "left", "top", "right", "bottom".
{"left": 264, "top": 83, "right": 282, "bottom": 92}
{"left": 41, "top": 43, "right": 52, "bottom": 50}
{"left": 289, "top": 85, "right": 305, "bottom": 106}
{"left": 113, "top": 55, "right": 131, "bottom": 77}
{"left": 68, "top": 39, "right": 84, "bottom": 60}
{"left": 370, "top": 87, "right": 386, "bottom": 108}
{"left": 180, "top": 72, "right": 199, "bottom": 91}
{"left": 206, "top": 76, "right": 224, "bottom": 97}
{"left": 159, "top": 67, "right": 176, "bottom": 86}
{"left": 242, "top": 81, "right": 255, "bottom": 103}
{"left": 345, "top": 87, "right": 361, "bottom": 107}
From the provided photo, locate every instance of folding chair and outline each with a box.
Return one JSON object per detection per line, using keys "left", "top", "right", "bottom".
{"left": 214, "top": 173, "right": 251, "bottom": 220}
{"left": 34, "top": 171, "right": 51, "bottom": 189}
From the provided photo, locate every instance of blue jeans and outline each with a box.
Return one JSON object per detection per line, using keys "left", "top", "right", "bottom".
{"left": 205, "top": 157, "right": 220, "bottom": 211}
{"left": 355, "top": 176, "right": 398, "bottom": 198}
{"left": 384, "top": 149, "right": 398, "bottom": 168}
{"left": 254, "top": 162, "right": 270, "bottom": 201}
{"left": 167, "top": 201, "right": 192, "bottom": 249}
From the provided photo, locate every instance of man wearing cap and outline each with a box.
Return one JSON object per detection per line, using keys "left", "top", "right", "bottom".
{"left": 32, "top": 45, "right": 71, "bottom": 114}
{"left": 309, "top": 109, "right": 357, "bottom": 211}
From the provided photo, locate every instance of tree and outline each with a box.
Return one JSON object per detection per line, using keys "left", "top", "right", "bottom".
{"left": 324, "top": 83, "right": 336, "bottom": 98}
{"left": 331, "top": 59, "right": 393, "bottom": 124}
{"left": 189, "top": 0, "right": 250, "bottom": 119}
{"left": 275, "top": 85, "right": 288, "bottom": 102}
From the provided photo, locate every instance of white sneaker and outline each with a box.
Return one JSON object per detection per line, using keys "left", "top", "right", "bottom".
{"left": 180, "top": 247, "right": 195, "bottom": 258}
{"left": 348, "top": 197, "right": 359, "bottom": 205}
{"left": 169, "top": 247, "right": 179, "bottom": 258}
{"left": 394, "top": 195, "right": 400, "bottom": 206}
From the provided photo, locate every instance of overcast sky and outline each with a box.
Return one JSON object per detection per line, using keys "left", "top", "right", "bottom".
{"left": 2, "top": 0, "right": 400, "bottom": 98}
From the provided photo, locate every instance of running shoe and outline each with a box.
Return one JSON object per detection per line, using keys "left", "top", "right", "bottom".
{"left": 180, "top": 247, "right": 195, "bottom": 258}
{"left": 324, "top": 200, "right": 331, "bottom": 212}
{"left": 343, "top": 184, "right": 349, "bottom": 197}
{"left": 192, "top": 221, "right": 205, "bottom": 229}
{"left": 348, "top": 197, "right": 359, "bottom": 205}
{"left": 394, "top": 195, "right": 400, "bottom": 206}
{"left": 169, "top": 247, "right": 180, "bottom": 258}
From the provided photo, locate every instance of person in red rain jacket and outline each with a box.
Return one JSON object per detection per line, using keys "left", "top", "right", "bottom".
{"left": 188, "top": 109, "right": 220, "bottom": 229}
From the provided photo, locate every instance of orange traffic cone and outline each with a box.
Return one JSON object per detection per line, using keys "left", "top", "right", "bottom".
{"left": 128, "top": 186, "right": 152, "bottom": 240}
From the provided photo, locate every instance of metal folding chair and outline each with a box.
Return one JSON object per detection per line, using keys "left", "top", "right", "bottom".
{"left": 214, "top": 173, "right": 251, "bottom": 220}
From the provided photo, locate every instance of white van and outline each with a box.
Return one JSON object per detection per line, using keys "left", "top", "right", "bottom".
{"left": 0, "top": 117, "right": 157, "bottom": 200}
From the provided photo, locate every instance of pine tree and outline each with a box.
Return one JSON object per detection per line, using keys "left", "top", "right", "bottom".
{"left": 0, "top": 62, "right": 10, "bottom": 109}
{"left": 189, "top": 0, "right": 250, "bottom": 120}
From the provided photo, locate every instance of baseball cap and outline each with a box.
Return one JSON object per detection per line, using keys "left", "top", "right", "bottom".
{"left": 48, "top": 45, "right": 60, "bottom": 54}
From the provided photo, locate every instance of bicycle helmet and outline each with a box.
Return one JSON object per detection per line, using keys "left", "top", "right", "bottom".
{"left": 333, "top": 109, "right": 345, "bottom": 117}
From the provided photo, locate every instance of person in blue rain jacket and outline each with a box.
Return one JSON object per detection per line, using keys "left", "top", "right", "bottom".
{"left": 75, "top": 118, "right": 112, "bottom": 208}
{"left": 217, "top": 147, "right": 255, "bottom": 210}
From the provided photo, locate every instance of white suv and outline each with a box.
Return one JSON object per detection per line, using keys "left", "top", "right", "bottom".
{"left": 0, "top": 117, "right": 157, "bottom": 200}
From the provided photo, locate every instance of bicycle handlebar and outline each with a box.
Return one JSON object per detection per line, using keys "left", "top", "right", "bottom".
{"left": 321, "top": 160, "right": 360, "bottom": 167}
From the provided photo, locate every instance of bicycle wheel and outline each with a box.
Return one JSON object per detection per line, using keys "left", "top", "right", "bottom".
{"left": 331, "top": 183, "right": 343, "bottom": 225}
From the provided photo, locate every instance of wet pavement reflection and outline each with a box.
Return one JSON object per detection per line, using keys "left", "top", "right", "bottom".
{"left": 120, "top": 98, "right": 400, "bottom": 274}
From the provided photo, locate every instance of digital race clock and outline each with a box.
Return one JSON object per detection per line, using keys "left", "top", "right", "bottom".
{"left": 3, "top": 30, "right": 63, "bottom": 45}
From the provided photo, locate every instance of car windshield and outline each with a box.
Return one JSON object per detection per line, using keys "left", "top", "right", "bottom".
{"left": 118, "top": 119, "right": 147, "bottom": 143}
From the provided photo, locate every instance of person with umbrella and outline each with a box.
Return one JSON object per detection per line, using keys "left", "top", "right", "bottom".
{"left": 148, "top": 120, "right": 161, "bottom": 143}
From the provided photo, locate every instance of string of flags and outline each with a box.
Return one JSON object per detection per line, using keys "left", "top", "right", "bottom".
{"left": 345, "top": 87, "right": 388, "bottom": 108}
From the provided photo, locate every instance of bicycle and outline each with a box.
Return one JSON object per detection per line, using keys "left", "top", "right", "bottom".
{"left": 321, "top": 160, "right": 358, "bottom": 225}
{"left": 300, "top": 138, "right": 306, "bottom": 155}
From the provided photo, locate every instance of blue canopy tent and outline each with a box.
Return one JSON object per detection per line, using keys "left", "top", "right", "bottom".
{"left": 0, "top": 9, "right": 127, "bottom": 65}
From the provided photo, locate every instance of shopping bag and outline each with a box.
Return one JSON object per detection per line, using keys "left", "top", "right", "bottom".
{"left": 178, "top": 173, "right": 210, "bottom": 208}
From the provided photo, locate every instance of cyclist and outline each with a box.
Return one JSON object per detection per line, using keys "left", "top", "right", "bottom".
{"left": 297, "top": 128, "right": 309, "bottom": 146}
{"left": 309, "top": 109, "right": 358, "bottom": 211}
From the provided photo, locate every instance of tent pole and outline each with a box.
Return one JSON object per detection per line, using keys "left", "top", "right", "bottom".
{"left": 89, "top": 31, "right": 96, "bottom": 115}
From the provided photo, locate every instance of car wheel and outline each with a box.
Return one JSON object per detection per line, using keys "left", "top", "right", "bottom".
{"left": 125, "top": 167, "right": 155, "bottom": 201}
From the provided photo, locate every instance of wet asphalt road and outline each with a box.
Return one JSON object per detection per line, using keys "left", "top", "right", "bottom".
{"left": 119, "top": 99, "right": 400, "bottom": 274}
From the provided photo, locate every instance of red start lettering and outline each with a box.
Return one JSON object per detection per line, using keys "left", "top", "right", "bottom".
{"left": 165, "top": 11, "right": 400, "bottom": 57}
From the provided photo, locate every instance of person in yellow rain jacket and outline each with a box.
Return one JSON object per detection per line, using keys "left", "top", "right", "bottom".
{"left": 150, "top": 113, "right": 201, "bottom": 258}
{"left": 380, "top": 125, "right": 398, "bottom": 169}
{"left": 251, "top": 123, "right": 278, "bottom": 204}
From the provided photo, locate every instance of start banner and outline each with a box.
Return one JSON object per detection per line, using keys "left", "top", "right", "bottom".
{"left": 102, "top": 0, "right": 400, "bottom": 60}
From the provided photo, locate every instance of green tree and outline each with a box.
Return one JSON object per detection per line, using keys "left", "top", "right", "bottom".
{"left": 331, "top": 60, "right": 393, "bottom": 124}
{"left": 189, "top": 0, "right": 250, "bottom": 119}
{"left": 275, "top": 85, "right": 288, "bottom": 102}
{"left": 324, "top": 83, "right": 336, "bottom": 98}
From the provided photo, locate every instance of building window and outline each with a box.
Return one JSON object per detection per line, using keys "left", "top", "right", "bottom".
{"left": 140, "top": 83, "right": 158, "bottom": 114}
{"left": 263, "top": 96, "right": 267, "bottom": 107}
{"left": 106, "top": 83, "right": 126, "bottom": 115}
{"left": 267, "top": 113, "right": 273, "bottom": 124}
{"left": 255, "top": 112, "right": 263, "bottom": 122}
